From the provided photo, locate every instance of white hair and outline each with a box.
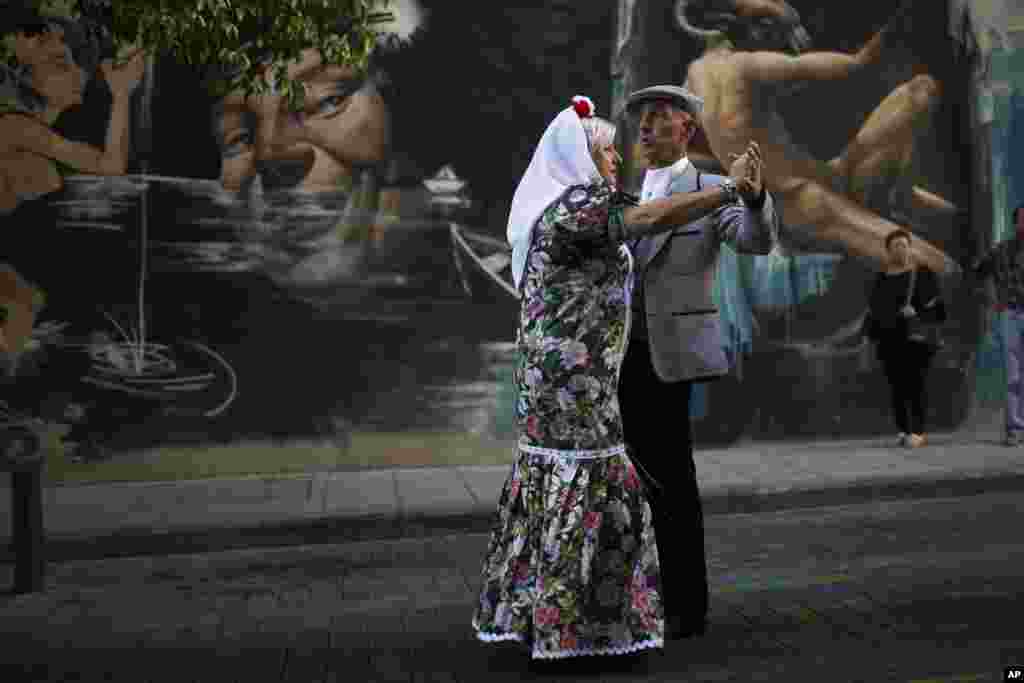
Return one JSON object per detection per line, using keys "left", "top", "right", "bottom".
{"left": 580, "top": 116, "right": 617, "bottom": 153}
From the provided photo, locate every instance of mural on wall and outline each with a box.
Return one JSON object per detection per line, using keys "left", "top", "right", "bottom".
{"left": 0, "top": 0, "right": 999, "bottom": 474}
{"left": 951, "top": 0, "right": 1024, "bottom": 416}
{"left": 613, "top": 0, "right": 981, "bottom": 441}
{"left": 0, "top": 2, "right": 240, "bottom": 461}
{"left": 0, "top": 0, "right": 618, "bottom": 467}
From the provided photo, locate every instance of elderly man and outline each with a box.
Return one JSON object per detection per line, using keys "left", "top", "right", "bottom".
{"left": 676, "top": 0, "right": 959, "bottom": 275}
{"left": 619, "top": 84, "right": 777, "bottom": 640}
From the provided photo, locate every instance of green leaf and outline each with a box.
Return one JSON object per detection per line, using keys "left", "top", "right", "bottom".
{"left": 47, "top": 0, "right": 395, "bottom": 97}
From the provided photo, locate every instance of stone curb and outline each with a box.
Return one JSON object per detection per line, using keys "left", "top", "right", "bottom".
{"left": 4, "top": 468, "right": 1023, "bottom": 565}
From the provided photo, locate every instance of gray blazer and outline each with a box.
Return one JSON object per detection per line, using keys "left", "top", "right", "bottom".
{"left": 632, "top": 162, "right": 778, "bottom": 383}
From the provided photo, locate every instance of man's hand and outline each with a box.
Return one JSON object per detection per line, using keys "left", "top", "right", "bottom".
{"left": 728, "top": 141, "right": 764, "bottom": 202}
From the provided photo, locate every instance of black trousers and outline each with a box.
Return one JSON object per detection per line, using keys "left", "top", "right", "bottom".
{"left": 878, "top": 339, "right": 934, "bottom": 435}
{"left": 618, "top": 336, "right": 708, "bottom": 627}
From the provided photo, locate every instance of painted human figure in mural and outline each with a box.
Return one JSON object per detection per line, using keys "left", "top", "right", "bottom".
{"left": 208, "top": 1, "right": 427, "bottom": 224}
{"left": 0, "top": 14, "right": 146, "bottom": 214}
{"left": 0, "top": 11, "right": 242, "bottom": 462}
{"left": 675, "top": 0, "right": 961, "bottom": 275}
{"left": 973, "top": 205, "right": 1024, "bottom": 447}
{"left": 198, "top": 0, "right": 468, "bottom": 290}
{"left": 0, "top": 263, "right": 45, "bottom": 378}
{"left": 213, "top": 50, "right": 391, "bottom": 195}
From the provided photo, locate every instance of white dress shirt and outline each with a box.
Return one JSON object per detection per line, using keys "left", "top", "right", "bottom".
{"left": 640, "top": 156, "right": 692, "bottom": 202}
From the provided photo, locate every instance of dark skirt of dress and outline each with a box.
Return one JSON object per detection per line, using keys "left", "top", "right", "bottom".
{"left": 471, "top": 448, "right": 663, "bottom": 659}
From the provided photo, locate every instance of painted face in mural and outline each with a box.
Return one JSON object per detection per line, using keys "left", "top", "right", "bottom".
{"left": 215, "top": 48, "right": 391, "bottom": 193}
{"left": 635, "top": 99, "right": 695, "bottom": 168}
{"left": 676, "top": 0, "right": 811, "bottom": 54}
{"left": 29, "top": 52, "right": 86, "bottom": 111}
{"left": 10, "top": 22, "right": 73, "bottom": 68}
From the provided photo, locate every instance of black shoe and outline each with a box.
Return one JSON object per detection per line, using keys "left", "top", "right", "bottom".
{"left": 666, "top": 616, "right": 708, "bottom": 640}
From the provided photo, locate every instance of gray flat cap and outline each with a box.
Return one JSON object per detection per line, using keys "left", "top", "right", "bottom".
{"left": 626, "top": 85, "right": 704, "bottom": 117}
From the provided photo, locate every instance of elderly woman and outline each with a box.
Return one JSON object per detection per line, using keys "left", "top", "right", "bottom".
{"left": 864, "top": 229, "right": 947, "bottom": 448}
{"left": 472, "top": 95, "right": 759, "bottom": 661}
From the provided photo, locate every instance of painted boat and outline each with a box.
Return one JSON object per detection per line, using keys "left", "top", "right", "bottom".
{"left": 449, "top": 223, "right": 517, "bottom": 300}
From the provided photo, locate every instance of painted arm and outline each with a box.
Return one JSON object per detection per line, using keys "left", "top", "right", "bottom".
{"left": 737, "top": 27, "right": 885, "bottom": 85}
{"left": 0, "top": 146, "right": 64, "bottom": 215}
{"left": 0, "top": 99, "right": 131, "bottom": 175}
{"left": 0, "top": 52, "right": 144, "bottom": 178}
{"left": 0, "top": 264, "right": 44, "bottom": 359}
{"left": 0, "top": 165, "right": 16, "bottom": 214}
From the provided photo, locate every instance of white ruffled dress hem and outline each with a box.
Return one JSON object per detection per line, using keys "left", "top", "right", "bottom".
{"left": 473, "top": 629, "right": 663, "bottom": 659}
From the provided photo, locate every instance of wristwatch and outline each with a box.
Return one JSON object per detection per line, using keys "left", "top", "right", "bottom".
{"left": 719, "top": 178, "right": 739, "bottom": 204}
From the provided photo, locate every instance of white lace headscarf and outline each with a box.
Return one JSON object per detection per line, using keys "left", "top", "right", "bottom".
{"left": 507, "top": 96, "right": 606, "bottom": 289}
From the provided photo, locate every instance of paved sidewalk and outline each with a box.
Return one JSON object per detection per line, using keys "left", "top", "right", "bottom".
{"left": 3, "top": 430, "right": 1024, "bottom": 560}
{"left": 1, "top": 491, "right": 1021, "bottom": 682}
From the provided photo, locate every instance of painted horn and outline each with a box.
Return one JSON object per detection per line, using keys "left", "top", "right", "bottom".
{"left": 674, "top": 0, "right": 727, "bottom": 40}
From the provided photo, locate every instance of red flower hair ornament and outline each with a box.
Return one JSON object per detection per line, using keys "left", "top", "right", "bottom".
{"left": 571, "top": 95, "right": 595, "bottom": 118}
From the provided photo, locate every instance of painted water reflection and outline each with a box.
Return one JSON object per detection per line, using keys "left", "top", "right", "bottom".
{"left": 10, "top": 174, "right": 519, "bottom": 451}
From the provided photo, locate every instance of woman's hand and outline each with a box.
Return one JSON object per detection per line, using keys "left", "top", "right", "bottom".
{"left": 100, "top": 49, "right": 147, "bottom": 100}
{"left": 728, "top": 141, "right": 764, "bottom": 202}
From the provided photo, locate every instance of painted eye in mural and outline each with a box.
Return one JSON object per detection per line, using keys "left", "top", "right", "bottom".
{"left": 222, "top": 129, "right": 255, "bottom": 159}
{"left": 307, "top": 79, "right": 365, "bottom": 120}
{"left": 307, "top": 94, "right": 345, "bottom": 119}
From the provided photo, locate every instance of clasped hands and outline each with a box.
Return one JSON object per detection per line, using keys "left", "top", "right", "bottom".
{"left": 727, "top": 141, "right": 764, "bottom": 203}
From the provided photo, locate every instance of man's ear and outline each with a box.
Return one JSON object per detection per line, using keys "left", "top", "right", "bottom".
{"left": 677, "top": 112, "right": 697, "bottom": 142}
{"left": 685, "top": 123, "right": 698, "bottom": 144}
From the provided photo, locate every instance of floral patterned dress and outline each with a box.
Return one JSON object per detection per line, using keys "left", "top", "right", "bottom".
{"left": 472, "top": 181, "right": 664, "bottom": 659}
